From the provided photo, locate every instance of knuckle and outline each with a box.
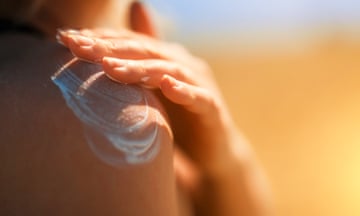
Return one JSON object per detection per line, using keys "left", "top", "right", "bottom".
{"left": 169, "top": 62, "right": 182, "bottom": 76}
{"left": 203, "top": 89, "right": 220, "bottom": 110}
{"left": 168, "top": 42, "right": 188, "bottom": 54}
{"left": 137, "top": 61, "right": 147, "bottom": 74}
{"left": 143, "top": 42, "right": 162, "bottom": 58}
{"left": 168, "top": 62, "right": 189, "bottom": 82}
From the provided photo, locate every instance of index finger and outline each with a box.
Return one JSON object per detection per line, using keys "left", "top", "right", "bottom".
{"left": 57, "top": 29, "right": 164, "bottom": 62}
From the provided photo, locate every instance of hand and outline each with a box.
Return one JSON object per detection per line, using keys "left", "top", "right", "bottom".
{"left": 57, "top": 28, "right": 249, "bottom": 177}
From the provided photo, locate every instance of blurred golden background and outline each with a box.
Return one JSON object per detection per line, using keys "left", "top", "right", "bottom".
{"left": 149, "top": 0, "right": 360, "bottom": 215}
{"left": 206, "top": 37, "right": 360, "bottom": 216}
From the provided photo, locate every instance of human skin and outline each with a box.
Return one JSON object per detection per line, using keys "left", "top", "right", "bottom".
{"left": 0, "top": 1, "right": 185, "bottom": 215}
{"left": 0, "top": 33, "right": 178, "bottom": 216}
{"left": 0, "top": 0, "right": 272, "bottom": 214}
{"left": 57, "top": 27, "right": 273, "bottom": 215}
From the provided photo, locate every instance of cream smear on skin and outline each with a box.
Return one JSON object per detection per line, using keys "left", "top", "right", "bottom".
{"left": 51, "top": 58, "right": 160, "bottom": 165}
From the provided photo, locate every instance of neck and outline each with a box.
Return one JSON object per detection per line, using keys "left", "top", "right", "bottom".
{"left": 30, "top": 0, "right": 130, "bottom": 38}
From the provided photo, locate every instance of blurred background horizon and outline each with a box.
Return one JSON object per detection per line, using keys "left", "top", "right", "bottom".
{"left": 147, "top": 1, "right": 360, "bottom": 215}
{"left": 149, "top": 0, "right": 360, "bottom": 53}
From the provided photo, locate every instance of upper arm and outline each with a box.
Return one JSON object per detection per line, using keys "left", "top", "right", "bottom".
{"left": 0, "top": 45, "right": 178, "bottom": 215}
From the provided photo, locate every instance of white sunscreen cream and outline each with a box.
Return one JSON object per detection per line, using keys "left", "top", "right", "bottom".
{"left": 52, "top": 58, "right": 160, "bottom": 165}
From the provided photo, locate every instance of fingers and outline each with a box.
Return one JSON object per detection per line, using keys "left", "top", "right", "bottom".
{"left": 102, "top": 57, "right": 194, "bottom": 86}
{"left": 102, "top": 57, "right": 214, "bottom": 114}
{"left": 160, "top": 75, "right": 216, "bottom": 114}
{"left": 56, "top": 28, "right": 217, "bottom": 114}
{"left": 57, "top": 28, "right": 139, "bottom": 46}
{"left": 78, "top": 28, "right": 144, "bottom": 40}
{"left": 68, "top": 36, "right": 157, "bottom": 62}
{"left": 57, "top": 29, "right": 162, "bottom": 62}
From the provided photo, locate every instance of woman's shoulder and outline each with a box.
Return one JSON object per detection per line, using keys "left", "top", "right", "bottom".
{"left": 0, "top": 33, "right": 172, "bottom": 164}
{"left": 0, "top": 33, "right": 74, "bottom": 83}
{"left": 0, "top": 34, "right": 75, "bottom": 129}
{"left": 0, "top": 33, "right": 168, "bottom": 120}
{"left": 0, "top": 35, "right": 178, "bottom": 216}
{"left": 53, "top": 56, "right": 171, "bottom": 165}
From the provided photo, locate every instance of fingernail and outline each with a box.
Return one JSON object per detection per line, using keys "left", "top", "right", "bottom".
{"left": 56, "top": 28, "right": 68, "bottom": 45}
{"left": 58, "top": 28, "right": 81, "bottom": 35}
{"left": 71, "top": 35, "right": 94, "bottom": 47}
{"left": 141, "top": 76, "right": 150, "bottom": 83}
{"left": 113, "top": 66, "right": 128, "bottom": 73}
{"left": 164, "top": 75, "right": 182, "bottom": 89}
{"left": 172, "top": 81, "right": 183, "bottom": 90}
{"left": 56, "top": 33, "right": 64, "bottom": 45}
{"left": 103, "top": 57, "right": 126, "bottom": 67}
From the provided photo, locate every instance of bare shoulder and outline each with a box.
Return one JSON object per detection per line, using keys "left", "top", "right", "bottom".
{"left": 0, "top": 34, "right": 176, "bottom": 216}
{"left": 0, "top": 33, "right": 171, "bottom": 163}
{"left": 52, "top": 57, "right": 171, "bottom": 165}
{"left": 0, "top": 34, "right": 81, "bottom": 147}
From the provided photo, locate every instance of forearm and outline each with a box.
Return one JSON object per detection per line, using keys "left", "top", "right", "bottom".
{"left": 196, "top": 126, "right": 273, "bottom": 216}
{"left": 56, "top": 28, "right": 273, "bottom": 216}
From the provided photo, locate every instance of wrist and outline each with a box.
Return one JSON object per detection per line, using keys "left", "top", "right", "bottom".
{"left": 202, "top": 127, "right": 257, "bottom": 180}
